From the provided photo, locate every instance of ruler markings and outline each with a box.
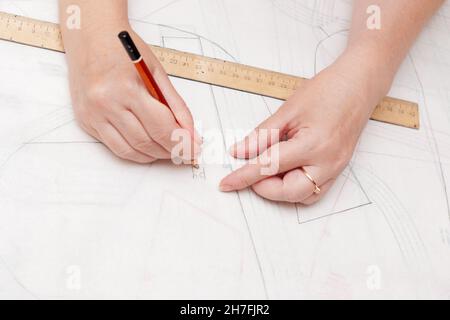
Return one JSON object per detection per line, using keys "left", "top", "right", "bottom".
{"left": 0, "top": 12, "right": 419, "bottom": 129}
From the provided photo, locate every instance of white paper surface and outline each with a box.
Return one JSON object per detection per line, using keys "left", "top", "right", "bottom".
{"left": 0, "top": 0, "right": 449, "bottom": 299}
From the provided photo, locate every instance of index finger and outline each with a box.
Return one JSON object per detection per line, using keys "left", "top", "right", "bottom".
{"left": 143, "top": 50, "right": 201, "bottom": 143}
{"left": 219, "top": 139, "right": 307, "bottom": 192}
{"left": 132, "top": 92, "right": 198, "bottom": 161}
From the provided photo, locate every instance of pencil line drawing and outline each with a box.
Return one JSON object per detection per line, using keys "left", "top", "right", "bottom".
{"left": 0, "top": 0, "right": 449, "bottom": 299}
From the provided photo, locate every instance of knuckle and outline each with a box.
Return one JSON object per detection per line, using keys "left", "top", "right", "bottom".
{"left": 123, "top": 80, "right": 136, "bottom": 91}
{"left": 77, "top": 120, "right": 91, "bottom": 133}
{"left": 284, "top": 189, "right": 300, "bottom": 203}
{"left": 74, "top": 107, "right": 89, "bottom": 124}
{"left": 297, "top": 130, "right": 318, "bottom": 154}
{"left": 78, "top": 110, "right": 90, "bottom": 121}
{"left": 151, "top": 127, "right": 173, "bottom": 144}
{"left": 132, "top": 139, "right": 154, "bottom": 152}
{"left": 115, "top": 148, "right": 137, "bottom": 160}
{"left": 86, "top": 84, "right": 109, "bottom": 107}
{"left": 237, "top": 175, "right": 252, "bottom": 188}
{"left": 332, "top": 148, "right": 352, "bottom": 172}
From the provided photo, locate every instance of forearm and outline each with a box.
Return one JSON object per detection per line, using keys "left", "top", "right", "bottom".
{"left": 340, "top": 0, "right": 443, "bottom": 105}
{"left": 59, "top": 0, "right": 129, "bottom": 31}
{"left": 59, "top": 0, "right": 130, "bottom": 57}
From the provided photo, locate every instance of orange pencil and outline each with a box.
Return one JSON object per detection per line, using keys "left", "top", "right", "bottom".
{"left": 118, "top": 31, "right": 169, "bottom": 107}
{"left": 118, "top": 31, "right": 198, "bottom": 167}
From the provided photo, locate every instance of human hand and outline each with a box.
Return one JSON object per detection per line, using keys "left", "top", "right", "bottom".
{"left": 220, "top": 52, "right": 384, "bottom": 204}
{"left": 63, "top": 24, "right": 201, "bottom": 164}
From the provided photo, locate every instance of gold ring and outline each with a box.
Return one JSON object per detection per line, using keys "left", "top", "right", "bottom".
{"left": 300, "top": 167, "right": 321, "bottom": 195}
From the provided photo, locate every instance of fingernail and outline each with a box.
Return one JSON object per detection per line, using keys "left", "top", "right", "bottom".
{"left": 232, "top": 140, "right": 253, "bottom": 159}
{"left": 219, "top": 182, "right": 234, "bottom": 192}
{"left": 231, "top": 140, "right": 244, "bottom": 155}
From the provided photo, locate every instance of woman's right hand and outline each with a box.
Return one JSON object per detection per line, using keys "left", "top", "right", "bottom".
{"left": 62, "top": 22, "right": 201, "bottom": 164}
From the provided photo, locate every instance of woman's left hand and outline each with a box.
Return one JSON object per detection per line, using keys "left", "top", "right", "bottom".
{"left": 220, "top": 53, "right": 382, "bottom": 205}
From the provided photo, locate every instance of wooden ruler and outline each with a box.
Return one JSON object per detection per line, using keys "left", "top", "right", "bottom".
{"left": 0, "top": 12, "right": 420, "bottom": 129}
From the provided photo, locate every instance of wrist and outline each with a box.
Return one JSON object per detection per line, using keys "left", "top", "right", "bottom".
{"left": 330, "top": 44, "right": 396, "bottom": 111}
{"left": 61, "top": 19, "right": 131, "bottom": 45}
{"left": 59, "top": 2, "right": 131, "bottom": 57}
{"left": 59, "top": 0, "right": 130, "bottom": 34}
{"left": 342, "top": 40, "right": 396, "bottom": 93}
{"left": 62, "top": 20, "right": 133, "bottom": 66}
{"left": 307, "top": 45, "right": 396, "bottom": 132}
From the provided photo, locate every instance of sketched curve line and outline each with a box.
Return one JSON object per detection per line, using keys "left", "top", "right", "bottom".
{"left": 0, "top": 107, "right": 74, "bottom": 299}
{"left": 129, "top": 19, "right": 238, "bottom": 63}
{"left": 409, "top": 54, "right": 450, "bottom": 220}
{"left": 269, "top": 0, "right": 350, "bottom": 28}
{"left": 0, "top": 256, "right": 39, "bottom": 299}
{"left": 353, "top": 164, "right": 435, "bottom": 296}
{"left": 0, "top": 107, "right": 75, "bottom": 172}
{"left": 145, "top": 22, "right": 270, "bottom": 297}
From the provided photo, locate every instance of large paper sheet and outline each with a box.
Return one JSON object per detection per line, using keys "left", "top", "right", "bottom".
{"left": 0, "top": 0, "right": 449, "bottom": 299}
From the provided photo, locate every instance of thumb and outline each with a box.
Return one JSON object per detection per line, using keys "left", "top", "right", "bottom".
{"left": 169, "top": 98, "right": 202, "bottom": 145}
{"left": 150, "top": 66, "right": 202, "bottom": 145}
{"left": 232, "top": 110, "right": 287, "bottom": 159}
